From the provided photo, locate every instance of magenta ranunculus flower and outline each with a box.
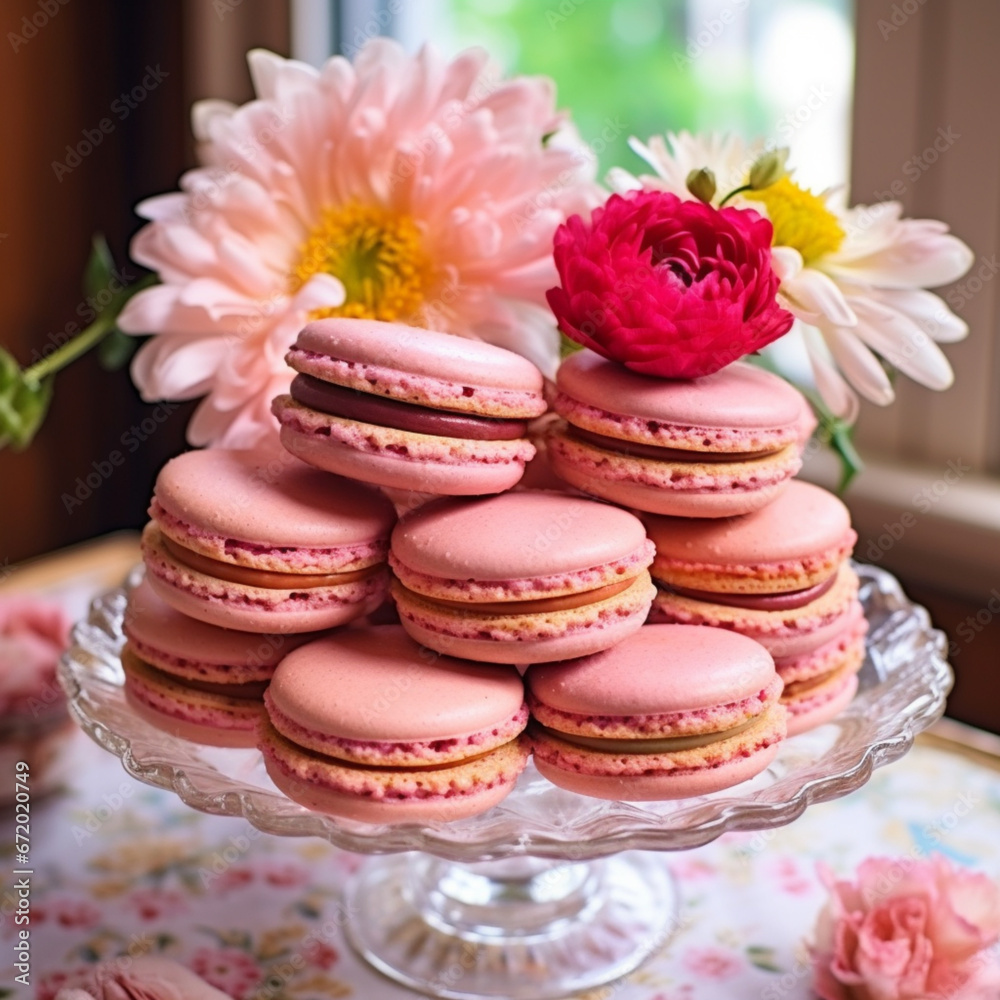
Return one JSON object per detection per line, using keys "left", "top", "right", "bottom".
{"left": 546, "top": 189, "right": 794, "bottom": 378}
{"left": 811, "top": 856, "right": 1000, "bottom": 1000}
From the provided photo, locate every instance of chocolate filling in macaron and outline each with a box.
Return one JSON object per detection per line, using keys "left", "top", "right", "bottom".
{"left": 273, "top": 317, "right": 547, "bottom": 495}
{"left": 290, "top": 374, "right": 531, "bottom": 441}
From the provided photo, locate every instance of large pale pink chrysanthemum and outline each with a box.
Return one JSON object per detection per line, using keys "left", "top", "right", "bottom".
{"left": 611, "top": 131, "right": 973, "bottom": 422}
{"left": 118, "top": 41, "right": 599, "bottom": 447}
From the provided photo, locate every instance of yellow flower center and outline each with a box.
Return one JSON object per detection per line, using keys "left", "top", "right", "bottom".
{"left": 291, "top": 201, "right": 433, "bottom": 322}
{"left": 746, "top": 176, "right": 845, "bottom": 264}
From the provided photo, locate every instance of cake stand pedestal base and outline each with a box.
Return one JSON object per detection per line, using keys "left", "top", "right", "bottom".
{"left": 344, "top": 851, "right": 678, "bottom": 999}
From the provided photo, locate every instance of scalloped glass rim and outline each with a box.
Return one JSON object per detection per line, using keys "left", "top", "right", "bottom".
{"left": 59, "top": 563, "right": 952, "bottom": 862}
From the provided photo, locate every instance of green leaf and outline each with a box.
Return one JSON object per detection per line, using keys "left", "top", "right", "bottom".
{"left": 746, "top": 944, "right": 784, "bottom": 973}
{"left": 83, "top": 233, "right": 116, "bottom": 301}
{"left": 98, "top": 325, "right": 138, "bottom": 371}
{"left": 0, "top": 347, "right": 54, "bottom": 450}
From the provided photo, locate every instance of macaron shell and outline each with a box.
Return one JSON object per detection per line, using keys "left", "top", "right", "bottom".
{"left": 391, "top": 491, "right": 652, "bottom": 584}
{"left": 785, "top": 673, "right": 859, "bottom": 738}
{"left": 548, "top": 432, "right": 798, "bottom": 518}
{"left": 267, "top": 626, "right": 526, "bottom": 744}
{"left": 260, "top": 721, "right": 527, "bottom": 823}
{"left": 645, "top": 480, "right": 856, "bottom": 593}
{"left": 123, "top": 652, "right": 262, "bottom": 749}
{"left": 265, "top": 695, "right": 528, "bottom": 767}
{"left": 275, "top": 401, "right": 534, "bottom": 495}
{"left": 528, "top": 675, "right": 783, "bottom": 740}
{"left": 531, "top": 704, "right": 785, "bottom": 801}
{"left": 556, "top": 353, "right": 804, "bottom": 445}
{"left": 292, "top": 318, "right": 545, "bottom": 407}
{"left": 533, "top": 742, "right": 780, "bottom": 801}
{"left": 264, "top": 754, "right": 522, "bottom": 824}
{"left": 392, "top": 573, "right": 655, "bottom": 664}
{"left": 143, "top": 526, "right": 389, "bottom": 633}
{"left": 125, "top": 690, "right": 259, "bottom": 749}
{"left": 151, "top": 448, "right": 396, "bottom": 562}
{"left": 775, "top": 610, "right": 868, "bottom": 684}
{"left": 527, "top": 623, "right": 777, "bottom": 716}
{"left": 124, "top": 580, "right": 312, "bottom": 683}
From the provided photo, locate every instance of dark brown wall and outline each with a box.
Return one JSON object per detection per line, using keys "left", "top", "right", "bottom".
{"left": 0, "top": 0, "right": 289, "bottom": 566}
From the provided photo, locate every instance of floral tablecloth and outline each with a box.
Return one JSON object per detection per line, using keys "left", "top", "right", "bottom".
{"left": 2, "top": 544, "right": 1000, "bottom": 999}
{"left": 0, "top": 726, "right": 997, "bottom": 999}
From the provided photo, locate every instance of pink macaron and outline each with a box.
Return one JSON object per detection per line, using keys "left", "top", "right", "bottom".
{"left": 548, "top": 351, "right": 805, "bottom": 517}
{"left": 259, "top": 626, "right": 529, "bottom": 823}
{"left": 272, "top": 318, "right": 548, "bottom": 495}
{"left": 121, "top": 582, "right": 317, "bottom": 747}
{"left": 527, "top": 624, "right": 787, "bottom": 800}
{"left": 645, "top": 480, "right": 865, "bottom": 735}
{"left": 141, "top": 449, "right": 396, "bottom": 633}
{"left": 389, "top": 491, "right": 656, "bottom": 664}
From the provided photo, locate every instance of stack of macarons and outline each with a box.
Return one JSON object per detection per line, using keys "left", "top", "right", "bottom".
{"left": 644, "top": 481, "right": 866, "bottom": 736}
{"left": 123, "top": 308, "right": 868, "bottom": 820}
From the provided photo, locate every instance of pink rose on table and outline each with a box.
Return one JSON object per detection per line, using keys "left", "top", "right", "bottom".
{"left": 546, "top": 189, "right": 794, "bottom": 379}
{"left": 0, "top": 597, "right": 70, "bottom": 716}
{"left": 54, "top": 956, "right": 233, "bottom": 999}
{"left": 812, "top": 855, "right": 1000, "bottom": 1000}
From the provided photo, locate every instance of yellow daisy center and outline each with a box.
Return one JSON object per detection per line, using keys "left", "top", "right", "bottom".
{"left": 746, "top": 176, "right": 845, "bottom": 264}
{"left": 291, "top": 201, "right": 433, "bottom": 322}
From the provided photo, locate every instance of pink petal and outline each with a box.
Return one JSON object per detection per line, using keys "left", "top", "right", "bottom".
{"left": 785, "top": 268, "right": 857, "bottom": 327}
{"left": 849, "top": 299, "right": 954, "bottom": 391}
{"left": 130, "top": 335, "right": 231, "bottom": 401}
{"left": 827, "top": 220, "right": 974, "bottom": 289}
{"left": 869, "top": 288, "right": 968, "bottom": 344}
{"left": 802, "top": 327, "right": 863, "bottom": 421}
{"left": 818, "top": 324, "right": 894, "bottom": 406}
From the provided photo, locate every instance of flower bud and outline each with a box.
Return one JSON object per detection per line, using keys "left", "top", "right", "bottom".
{"left": 749, "top": 149, "right": 789, "bottom": 190}
{"left": 685, "top": 167, "right": 717, "bottom": 204}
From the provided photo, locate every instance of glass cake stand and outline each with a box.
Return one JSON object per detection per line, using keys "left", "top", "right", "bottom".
{"left": 59, "top": 564, "right": 951, "bottom": 1000}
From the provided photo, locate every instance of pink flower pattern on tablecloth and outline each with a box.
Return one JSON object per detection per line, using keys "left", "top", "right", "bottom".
{"left": 303, "top": 939, "right": 340, "bottom": 970}
{"left": 259, "top": 860, "right": 309, "bottom": 888}
{"left": 213, "top": 866, "right": 255, "bottom": 893}
{"left": 125, "top": 886, "right": 189, "bottom": 921}
{"left": 190, "top": 946, "right": 262, "bottom": 999}
{"left": 41, "top": 896, "right": 103, "bottom": 930}
{"left": 682, "top": 945, "right": 743, "bottom": 979}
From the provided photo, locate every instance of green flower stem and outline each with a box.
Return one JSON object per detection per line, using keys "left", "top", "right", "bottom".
{"left": 21, "top": 274, "right": 155, "bottom": 386}
{"left": 718, "top": 183, "right": 752, "bottom": 207}
{"left": 22, "top": 315, "right": 114, "bottom": 386}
